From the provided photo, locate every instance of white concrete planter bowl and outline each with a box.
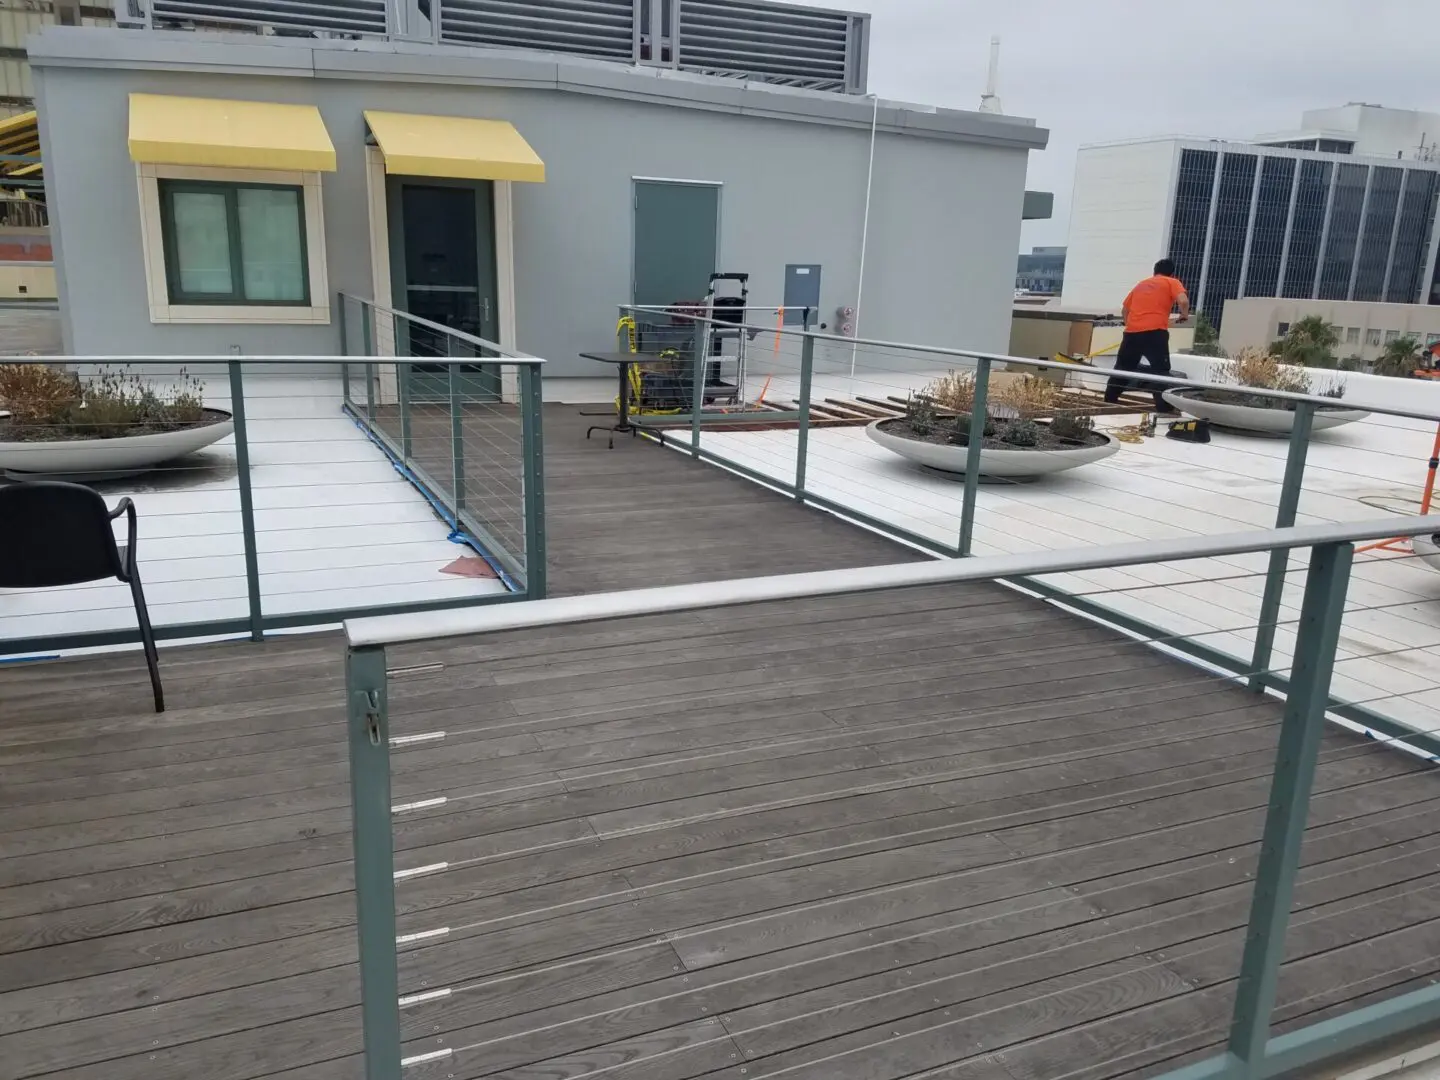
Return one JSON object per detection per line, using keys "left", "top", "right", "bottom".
{"left": 0, "top": 410, "right": 234, "bottom": 480}
{"left": 1162, "top": 389, "right": 1369, "bottom": 434}
{"left": 1416, "top": 531, "right": 1440, "bottom": 573}
{"left": 867, "top": 419, "right": 1119, "bottom": 478}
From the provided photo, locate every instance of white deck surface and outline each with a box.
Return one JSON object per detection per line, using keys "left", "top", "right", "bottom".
{"left": 687, "top": 364, "right": 1440, "bottom": 739}
{"left": 0, "top": 376, "right": 506, "bottom": 656}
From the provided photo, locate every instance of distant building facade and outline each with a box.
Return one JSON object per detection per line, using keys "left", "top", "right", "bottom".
{"left": 1016, "top": 245, "right": 1065, "bottom": 294}
{"left": 1253, "top": 104, "right": 1440, "bottom": 160}
{"left": 1220, "top": 297, "right": 1440, "bottom": 365}
{"left": 1063, "top": 119, "right": 1440, "bottom": 327}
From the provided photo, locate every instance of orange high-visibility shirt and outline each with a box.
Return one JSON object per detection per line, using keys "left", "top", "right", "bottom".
{"left": 1124, "top": 275, "right": 1187, "bottom": 333}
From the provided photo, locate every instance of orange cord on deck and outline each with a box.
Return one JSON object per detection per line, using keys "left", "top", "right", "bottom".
{"left": 1356, "top": 422, "right": 1440, "bottom": 554}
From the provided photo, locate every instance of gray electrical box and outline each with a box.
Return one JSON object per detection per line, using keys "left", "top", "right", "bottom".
{"left": 783, "top": 264, "right": 822, "bottom": 325}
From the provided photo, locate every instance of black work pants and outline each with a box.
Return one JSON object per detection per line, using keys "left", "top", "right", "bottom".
{"left": 1105, "top": 329, "right": 1172, "bottom": 408}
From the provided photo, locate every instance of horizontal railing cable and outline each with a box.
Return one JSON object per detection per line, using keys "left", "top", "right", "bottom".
{"left": 401, "top": 819, "right": 1440, "bottom": 1074}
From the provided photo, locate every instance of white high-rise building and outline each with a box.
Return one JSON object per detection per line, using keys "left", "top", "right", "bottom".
{"left": 1061, "top": 107, "right": 1440, "bottom": 325}
{"left": 1253, "top": 104, "right": 1440, "bottom": 160}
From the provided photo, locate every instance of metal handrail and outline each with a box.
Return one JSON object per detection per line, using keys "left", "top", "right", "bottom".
{"left": 344, "top": 514, "right": 1440, "bottom": 647}
{"left": 11, "top": 354, "right": 538, "bottom": 366}
{"left": 618, "top": 304, "right": 1440, "bottom": 424}
{"left": 338, "top": 294, "right": 546, "bottom": 363}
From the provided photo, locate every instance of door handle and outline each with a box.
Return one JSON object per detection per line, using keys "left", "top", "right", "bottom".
{"left": 482, "top": 298, "right": 492, "bottom": 324}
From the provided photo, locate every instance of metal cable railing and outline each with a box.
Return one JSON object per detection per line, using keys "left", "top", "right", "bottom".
{"left": 339, "top": 293, "right": 546, "bottom": 599}
{"left": 0, "top": 335, "right": 545, "bottom": 658}
{"left": 340, "top": 515, "right": 1440, "bottom": 1080}
{"left": 613, "top": 303, "right": 1440, "bottom": 761}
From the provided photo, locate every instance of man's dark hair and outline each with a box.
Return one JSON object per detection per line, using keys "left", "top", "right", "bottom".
{"left": 1154, "top": 258, "right": 1176, "bottom": 277}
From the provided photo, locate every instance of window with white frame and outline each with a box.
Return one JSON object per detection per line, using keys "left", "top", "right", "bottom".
{"left": 137, "top": 164, "right": 329, "bottom": 325}
{"left": 1384, "top": 330, "right": 1400, "bottom": 344}
{"left": 1345, "top": 326, "right": 1360, "bottom": 345}
{"left": 160, "top": 180, "right": 309, "bottom": 305}
{"left": 1365, "top": 328, "right": 1382, "bottom": 346}
{"left": 1427, "top": 332, "right": 1440, "bottom": 346}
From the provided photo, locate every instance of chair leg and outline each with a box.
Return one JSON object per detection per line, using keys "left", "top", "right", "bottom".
{"left": 128, "top": 570, "right": 165, "bottom": 713}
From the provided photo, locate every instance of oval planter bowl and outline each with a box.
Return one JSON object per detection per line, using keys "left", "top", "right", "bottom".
{"left": 1416, "top": 531, "right": 1440, "bottom": 574}
{"left": 867, "top": 419, "right": 1119, "bottom": 479}
{"left": 1162, "top": 389, "right": 1369, "bottom": 434}
{"left": 0, "top": 410, "right": 234, "bottom": 480}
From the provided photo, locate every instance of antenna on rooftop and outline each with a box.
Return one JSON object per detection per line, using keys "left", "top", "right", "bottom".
{"left": 979, "top": 36, "right": 1003, "bottom": 115}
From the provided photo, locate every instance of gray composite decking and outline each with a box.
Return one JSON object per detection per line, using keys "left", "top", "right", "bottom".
{"left": 375, "top": 403, "right": 924, "bottom": 595}
{"left": 3, "top": 416, "right": 1439, "bottom": 1080}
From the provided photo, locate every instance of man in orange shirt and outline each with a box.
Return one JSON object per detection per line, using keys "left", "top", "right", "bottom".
{"left": 1105, "top": 258, "right": 1191, "bottom": 412}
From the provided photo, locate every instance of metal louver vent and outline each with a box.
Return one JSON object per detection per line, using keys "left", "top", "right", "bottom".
{"left": 439, "top": 0, "right": 634, "bottom": 60}
{"left": 149, "top": 0, "right": 389, "bottom": 36}
{"left": 117, "top": 0, "right": 868, "bottom": 94}
{"left": 677, "top": 0, "right": 860, "bottom": 91}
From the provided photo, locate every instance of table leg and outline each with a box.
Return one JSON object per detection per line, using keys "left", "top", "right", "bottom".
{"left": 617, "top": 363, "right": 632, "bottom": 432}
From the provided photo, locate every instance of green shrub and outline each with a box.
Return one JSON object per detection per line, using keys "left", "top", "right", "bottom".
{"left": 1000, "top": 419, "right": 1041, "bottom": 447}
{"left": 906, "top": 394, "right": 937, "bottom": 436}
{"left": 1049, "top": 411, "right": 1095, "bottom": 440}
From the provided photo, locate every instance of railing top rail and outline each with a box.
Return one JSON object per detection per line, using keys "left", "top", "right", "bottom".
{"left": 344, "top": 514, "right": 1440, "bottom": 648}
{"left": 3, "top": 354, "right": 540, "bottom": 367}
{"left": 615, "top": 304, "right": 1440, "bottom": 424}
{"left": 342, "top": 293, "right": 546, "bottom": 364}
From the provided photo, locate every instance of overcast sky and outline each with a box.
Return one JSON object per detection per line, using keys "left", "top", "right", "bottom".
{"left": 790, "top": 0, "right": 1438, "bottom": 252}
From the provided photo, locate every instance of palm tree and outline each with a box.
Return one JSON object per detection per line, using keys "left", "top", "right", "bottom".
{"left": 1372, "top": 335, "right": 1421, "bottom": 379}
{"left": 1271, "top": 315, "right": 1340, "bottom": 369}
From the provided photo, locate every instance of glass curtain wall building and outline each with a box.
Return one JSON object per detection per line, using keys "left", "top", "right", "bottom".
{"left": 1163, "top": 144, "right": 1440, "bottom": 326}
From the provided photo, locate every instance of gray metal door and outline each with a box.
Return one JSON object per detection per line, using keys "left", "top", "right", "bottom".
{"left": 632, "top": 180, "right": 719, "bottom": 307}
{"left": 387, "top": 176, "right": 500, "bottom": 401}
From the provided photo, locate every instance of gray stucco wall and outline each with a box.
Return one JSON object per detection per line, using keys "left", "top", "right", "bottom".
{"left": 33, "top": 32, "right": 1037, "bottom": 375}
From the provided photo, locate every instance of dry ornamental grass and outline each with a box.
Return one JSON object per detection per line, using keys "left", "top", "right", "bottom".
{"left": 0, "top": 363, "right": 211, "bottom": 441}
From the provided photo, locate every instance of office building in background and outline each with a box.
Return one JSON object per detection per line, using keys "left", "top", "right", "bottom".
{"left": 1062, "top": 106, "right": 1440, "bottom": 326}
{"left": 1015, "top": 245, "right": 1065, "bottom": 294}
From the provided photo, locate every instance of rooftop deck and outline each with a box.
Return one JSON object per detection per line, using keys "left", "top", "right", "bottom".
{"left": 3, "top": 418, "right": 1438, "bottom": 1080}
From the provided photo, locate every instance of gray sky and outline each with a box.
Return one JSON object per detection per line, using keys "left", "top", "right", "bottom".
{"left": 791, "top": 0, "right": 1438, "bottom": 252}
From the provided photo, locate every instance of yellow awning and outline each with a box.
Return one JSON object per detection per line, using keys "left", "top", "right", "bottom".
{"left": 0, "top": 110, "right": 41, "bottom": 194}
{"left": 127, "top": 94, "right": 337, "bottom": 172}
{"left": 364, "top": 111, "right": 545, "bottom": 183}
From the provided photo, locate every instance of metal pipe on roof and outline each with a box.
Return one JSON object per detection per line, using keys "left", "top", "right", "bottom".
{"left": 850, "top": 90, "right": 878, "bottom": 378}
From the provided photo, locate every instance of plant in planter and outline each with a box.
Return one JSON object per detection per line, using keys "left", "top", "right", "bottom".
{"left": 1161, "top": 347, "right": 1369, "bottom": 435}
{"left": 0, "top": 362, "right": 234, "bottom": 478}
{"left": 1049, "top": 410, "right": 1095, "bottom": 441}
{"left": 868, "top": 370, "right": 1119, "bottom": 478}
{"left": 905, "top": 392, "right": 938, "bottom": 436}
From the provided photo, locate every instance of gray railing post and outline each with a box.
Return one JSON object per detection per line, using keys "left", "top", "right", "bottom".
{"left": 339, "top": 292, "right": 351, "bottom": 409}
{"left": 398, "top": 355, "right": 413, "bottom": 462}
{"left": 1227, "top": 539, "right": 1353, "bottom": 1070}
{"left": 520, "top": 364, "right": 548, "bottom": 599}
{"left": 448, "top": 354, "right": 465, "bottom": 516}
{"left": 690, "top": 317, "right": 707, "bottom": 456}
{"left": 362, "top": 302, "right": 377, "bottom": 421}
{"left": 227, "top": 360, "right": 264, "bottom": 642}
{"left": 794, "top": 332, "right": 815, "bottom": 498}
{"left": 345, "top": 644, "right": 402, "bottom": 1080}
{"left": 958, "top": 357, "right": 991, "bottom": 557}
{"left": 1249, "top": 401, "right": 1316, "bottom": 690}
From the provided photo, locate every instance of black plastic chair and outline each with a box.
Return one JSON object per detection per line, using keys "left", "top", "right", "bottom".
{"left": 0, "top": 481, "right": 164, "bottom": 712}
